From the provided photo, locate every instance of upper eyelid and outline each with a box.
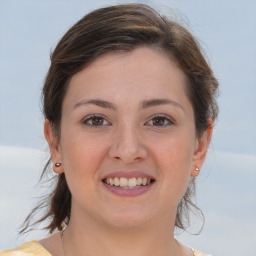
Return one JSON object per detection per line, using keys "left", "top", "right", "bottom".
{"left": 81, "top": 113, "right": 174, "bottom": 125}
{"left": 145, "top": 114, "right": 174, "bottom": 123}
{"left": 82, "top": 114, "right": 111, "bottom": 124}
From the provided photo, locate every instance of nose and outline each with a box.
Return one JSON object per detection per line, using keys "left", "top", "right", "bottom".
{"left": 108, "top": 124, "right": 148, "bottom": 164}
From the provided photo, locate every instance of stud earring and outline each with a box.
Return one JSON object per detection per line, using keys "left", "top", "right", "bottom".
{"left": 195, "top": 167, "right": 200, "bottom": 171}
{"left": 55, "top": 163, "right": 62, "bottom": 167}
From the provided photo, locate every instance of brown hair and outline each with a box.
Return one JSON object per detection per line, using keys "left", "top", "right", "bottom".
{"left": 21, "top": 3, "right": 218, "bottom": 234}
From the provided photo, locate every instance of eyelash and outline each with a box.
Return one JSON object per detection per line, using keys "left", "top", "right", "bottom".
{"left": 82, "top": 114, "right": 111, "bottom": 127}
{"left": 145, "top": 114, "right": 174, "bottom": 127}
{"left": 82, "top": 114, "right": 174, "bottom": 128}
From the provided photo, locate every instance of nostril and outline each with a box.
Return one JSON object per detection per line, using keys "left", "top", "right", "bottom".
{"left": 108, "top": 135, "right": 148, "bottom": 164}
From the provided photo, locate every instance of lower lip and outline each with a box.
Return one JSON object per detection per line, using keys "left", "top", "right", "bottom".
{"left": 102, "top": 182, "right": 154, "bottom": 196}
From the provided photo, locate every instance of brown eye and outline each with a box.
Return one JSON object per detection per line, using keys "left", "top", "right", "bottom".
{"left": 83, "top": 115, "right": 110, "bottom": 127}
{"left": 91, "top": 116, "right": 104, "bottom": 126}
{"left": 152, "top": 117, "right": 165, "bottom": 126}
{"left": 146, "top": 115, "right": 173, "bottom": 127}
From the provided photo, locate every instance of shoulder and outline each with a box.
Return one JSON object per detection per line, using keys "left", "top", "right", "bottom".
{"left": 192, "top": 248, "right": 212, "bottom": 256}
{"left": 0, "top": 241, "right": 52, "bottom": 256}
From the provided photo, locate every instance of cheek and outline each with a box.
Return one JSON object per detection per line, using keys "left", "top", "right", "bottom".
{"left": 59, "top": 135, "right": 110, "bottom": 213}
{"left": 150, "top": 133, "right": 195, "bottom": 201}
{"left": 60, "top": 133, "right": 108, "bottom": 187}
{"left": 151, "top": 131, "right": 195, "bottom": 171}
{"left": 159, "top": 147, "right": 192, "bottom": 188}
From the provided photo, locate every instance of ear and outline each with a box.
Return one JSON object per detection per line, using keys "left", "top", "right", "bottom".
{"left": 191, "top": 119, "right": 213, "bottom": 177}
{"left": 44, "top": 119, "right": 63, "bottom": 174}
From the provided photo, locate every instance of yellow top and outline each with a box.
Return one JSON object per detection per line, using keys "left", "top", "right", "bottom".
{"left": 0, "top": 241, "right": 210, "bottom": 256}
{"left": 0, "top": 241, "right": 51, "bottom": 256}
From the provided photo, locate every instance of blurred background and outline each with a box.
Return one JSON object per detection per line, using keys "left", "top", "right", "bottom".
{"left": 0, "top": 0, "right": 255, "bottom": 255}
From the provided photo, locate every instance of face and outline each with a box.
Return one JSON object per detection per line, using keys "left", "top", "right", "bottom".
{"left": 45, "top": 47, "right": 211, "bottom": 230}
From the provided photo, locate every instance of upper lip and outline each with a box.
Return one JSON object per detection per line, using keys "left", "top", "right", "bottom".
{"left": 101, "top": 170, "right": 155, "bottom": 181}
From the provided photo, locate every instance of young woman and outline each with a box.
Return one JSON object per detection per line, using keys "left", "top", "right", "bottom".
{"left": 1, "top": 4, "right": 218, "bottom": 256}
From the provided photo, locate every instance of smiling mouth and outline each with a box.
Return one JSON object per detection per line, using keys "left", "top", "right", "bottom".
{"left": 102, "top": 177, "right": 155, "bottom": 189}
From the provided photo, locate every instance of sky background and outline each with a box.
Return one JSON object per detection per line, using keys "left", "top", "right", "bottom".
{"left": 0, "top": 0, "right": 255, "bottom": 255}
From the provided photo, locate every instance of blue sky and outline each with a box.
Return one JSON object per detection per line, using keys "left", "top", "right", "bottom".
{"left": 0, "top": 0, "right": 255, "bottom": 255}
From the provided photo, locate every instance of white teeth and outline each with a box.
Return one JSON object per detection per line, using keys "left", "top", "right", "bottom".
{"left": 142, "top": 178, "right": 147, "bottom": 185}
{"left": 120, "top": 177, "right": 128, "bottom": 187}
{"left": 128, "top": 177, "right": 137, "bottom": 188}
{"left": 114, "top": 177, "right": 120, "bottom": 186}
{"left": 107, "top": 178, "right": 114, "bottom": 186}
{"left": 104, "top": 177, "right": 153, "bottom": 188}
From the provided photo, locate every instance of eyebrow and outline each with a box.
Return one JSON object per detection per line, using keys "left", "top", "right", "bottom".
{"left": 73, "top": 98, "right": 184, "bottom": 111}
{"left": 141, "top": 98, "right": 184, "bottom": 111}
{"left": 74, "top": 99, "right": 116, "bottom": 110}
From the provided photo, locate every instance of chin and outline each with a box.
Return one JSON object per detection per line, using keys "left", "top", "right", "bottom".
{"left": 101, "top": 205, "right": 156, "bottom": 229}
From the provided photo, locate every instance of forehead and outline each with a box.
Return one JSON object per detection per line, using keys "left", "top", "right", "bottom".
{"left": 65, "top": 47, "right": 190, "bottom": 108}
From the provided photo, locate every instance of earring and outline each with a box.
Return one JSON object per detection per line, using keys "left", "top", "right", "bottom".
{"left": 55, "top": 163, "right": 62, "bottom": 167}
{"left": 195, "top": 167, "right": 200, "bottom": 171}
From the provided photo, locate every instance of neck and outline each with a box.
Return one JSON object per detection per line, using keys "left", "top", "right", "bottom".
{"left": 62, "top": 210, "right": 189, "bottom": 256}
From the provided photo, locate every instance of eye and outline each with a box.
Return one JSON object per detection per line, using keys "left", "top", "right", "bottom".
{"left": 146, "top": 115, "right": 173, "bottom": 127}
{"left": 82, "top": 115, "right": 110, "bottom": 127}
